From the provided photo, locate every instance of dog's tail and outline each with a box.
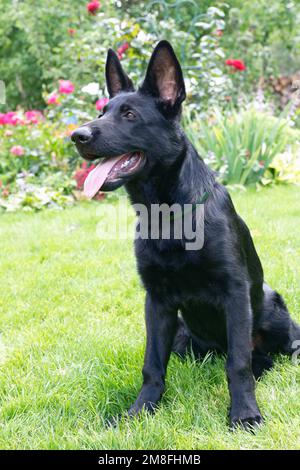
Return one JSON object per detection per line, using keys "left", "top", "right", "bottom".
{"left": 256, "top": 283, "right": 300, "bottom": 355}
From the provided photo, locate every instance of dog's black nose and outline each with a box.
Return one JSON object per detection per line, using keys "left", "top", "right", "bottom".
{"left": 71, "top": 127, "right": 93, "bottom": 144}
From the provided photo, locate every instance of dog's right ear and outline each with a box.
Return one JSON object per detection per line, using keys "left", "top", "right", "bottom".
{"left": 105, "top": 49, "right": 134, "bottom": 98}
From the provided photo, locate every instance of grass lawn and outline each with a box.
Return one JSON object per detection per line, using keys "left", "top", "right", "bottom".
{"left": 0, "top": 185, "right": 299, "bottom": 450}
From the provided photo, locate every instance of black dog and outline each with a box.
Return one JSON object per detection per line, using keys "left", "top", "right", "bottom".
{"left": 71, "top": 41, "right": 300, "bottom": 429}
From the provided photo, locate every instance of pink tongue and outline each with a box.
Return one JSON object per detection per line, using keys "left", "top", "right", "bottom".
{"left": 83, "top": 155, "right": 124, "bottom": 199}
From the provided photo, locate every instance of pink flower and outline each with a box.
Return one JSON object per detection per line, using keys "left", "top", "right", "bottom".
{"left": 4, "top": 130, "right": 13, "bottom": 137}
{"left": 24, "top": 110, "right": 42, "bottom": 124}
{"left": 87, "top": 0, "right": 100, "bottom": 14}
{"left": 2, "top": 112, "right": 23, "bottom": 126}
{"left": 117, "top": 42, "right": 129, "bottom": 60}
{"left": 59, "top": 80, "right": 75, "bottom": 94}
{"left": 96, "top": 97, "right": 109, "bottom": 111}
{"left": 10, "top": 145, "right": 24, "bottom": 156}
{"left": 215, "top": 29, "right": 224, "bottom": 37}
{"left": 68, "top": 28, "right": 76, "bottom": 35}
{"left": 47, "top": 93, "right": 60, "bottom": 105}
{"left": 11, "top": 114, "right": 24, "bottom": 126}
{"left": 225, "top": 59, "right": 246, "bottom": 71}
{"left": 0, "top": 113, "right": 5, "bottom": 125}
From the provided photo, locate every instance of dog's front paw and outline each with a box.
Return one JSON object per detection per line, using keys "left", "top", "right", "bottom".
{"left": 229, "top": 404, "right": 263, "bottom": 431}
{"left": 128, "top": 400, "right": 157, "bottom": 418}
{"left": 230, "top": 413, "right": 263, "bottom": 431}
{"left": 105, "top": 413, "right": 123, "bottom": 428}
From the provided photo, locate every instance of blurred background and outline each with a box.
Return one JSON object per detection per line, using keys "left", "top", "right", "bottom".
{"left": 0, "top": 0, "right": 300, "bottom": 211}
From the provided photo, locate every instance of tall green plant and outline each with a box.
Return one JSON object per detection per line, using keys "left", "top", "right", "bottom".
{"left": 183, "top": 107, "right": 291, "bottom": 186}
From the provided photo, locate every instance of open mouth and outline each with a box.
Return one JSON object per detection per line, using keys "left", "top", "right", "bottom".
{"left": 84, "top": 151, "right": 145, "bottom": 198}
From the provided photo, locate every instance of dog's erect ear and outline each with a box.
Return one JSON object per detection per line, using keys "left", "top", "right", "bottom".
{"left": 105, "top": 49, "right": 134, "bottom": 98}
{"left": 140, "top": 40, "right": 186, "bottom": 112}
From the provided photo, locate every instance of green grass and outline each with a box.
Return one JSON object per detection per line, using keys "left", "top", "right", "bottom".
{"left": 0, "top": 185, "right": 299, "bottom": 450}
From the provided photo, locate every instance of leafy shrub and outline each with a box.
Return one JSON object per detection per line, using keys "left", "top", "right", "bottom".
{"left": 0, "top": 105, "right": 79, "bottom": 211}
{"left": 183, "top": 106, "right": 298, "bottom": 186}
{"left": 220, "top": 0, "right": 300, "bottom": 102}
{"left": 0, "top": 117, "right": 76, "bottom": 185}
{"left": 265, "top": 146, "right": 300, "bottom": 185}
{"left": 0, "top": 0, "right": 232, "bottom": 116}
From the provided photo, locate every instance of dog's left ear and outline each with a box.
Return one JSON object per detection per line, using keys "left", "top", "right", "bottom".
{"left": 106, "top": 48, "right": 135, "bottom": 98}
{"left": 140, "top": 40, "right": 186, "bottom": 114}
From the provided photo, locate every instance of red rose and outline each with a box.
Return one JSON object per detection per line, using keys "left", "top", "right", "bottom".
{"left": 225, "top": 59, "right": 246, "bottom": 71}
{"left": 87, "top": 0, "right": 100, "bottom": 14}
{"left": 74, "top": 163, "right": 96, "bottom": 189}
{"left": 117, "top": 42, "right": 129, "bottom": 60}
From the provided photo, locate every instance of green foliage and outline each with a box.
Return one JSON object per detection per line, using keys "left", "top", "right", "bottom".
{"left": 1, "top": 0, "right": 300, "bottom": 112}
{"left": 265, "top": 147, "right": 300, "bottom": 185}
{"left": 1, "top": 0, "right": 300, "bottom": 207}
{"left": 0, "top": 0, "right": 86, "bottom": 108}
{"left": 0, "top": 176, "right": 75, "bottom": 212}
{"left": 46, "top": 2, "right": 231, "bottom": 116}
{"left": 0, "top": 0, "right": 232, "bottom": 113}
{"left": 0, "top": 113, "right": 80, "bottom": 211}
{"left": 183, "top": 106, "right": 298, "bottom": 186}
{"left": 221, "top": 0, "right": 300, "bottom": 97}
{"left": 0, "top": 121, "right": 76, "bottom": 186}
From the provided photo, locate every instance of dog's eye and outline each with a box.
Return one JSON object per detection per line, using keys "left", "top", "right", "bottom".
{"left": 124, "top": 111, "right": 135, "bottom": 120}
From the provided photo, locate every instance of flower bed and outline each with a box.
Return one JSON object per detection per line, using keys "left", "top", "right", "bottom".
{"left": 1, "top": 1, "right": 300, "bottom": 211}
{"left": 0, "top": 73, "right": 115, "bottom": 211}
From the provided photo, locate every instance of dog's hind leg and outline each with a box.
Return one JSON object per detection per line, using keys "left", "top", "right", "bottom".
{"left": 253, "top": 283, "right": 300, "bottom": 358}
{"left": 171, "top": 316, "right": 212, "bottom": 359}
{"left": 171, "top": 316, "right": 191, "bottom": 357}
{"left": 251, "top": 350, "right": 274, "bottom": 380}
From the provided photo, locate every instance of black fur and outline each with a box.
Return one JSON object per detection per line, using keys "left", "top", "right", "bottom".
{"left": 71, "top": 40, "right": 300, "bottom": 430}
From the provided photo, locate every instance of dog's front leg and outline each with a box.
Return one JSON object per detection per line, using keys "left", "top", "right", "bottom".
{"left": 128, "top": 293, "right": 178, "bottom": 417}
{"left": 225, "top": 286, "right": 263, "bottom": 430}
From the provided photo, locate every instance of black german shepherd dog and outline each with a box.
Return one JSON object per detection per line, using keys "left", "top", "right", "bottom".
{"left": 71, "top": 41, "right": 300, "bottom": 429}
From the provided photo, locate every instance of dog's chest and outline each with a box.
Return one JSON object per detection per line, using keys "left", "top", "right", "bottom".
{"left": 135, "top": 238, "right": 223, "bottom": 307}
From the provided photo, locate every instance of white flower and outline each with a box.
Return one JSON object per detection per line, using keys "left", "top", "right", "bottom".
{"left": 136, "top": 30, "right": 149, "bottom": 42}
{"left": 81, "top": 82, "right": 100, "bottom": 96}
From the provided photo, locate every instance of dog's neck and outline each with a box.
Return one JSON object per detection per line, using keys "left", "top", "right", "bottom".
{"left": 125, "top": 137, "right": 215, "bottom": 208}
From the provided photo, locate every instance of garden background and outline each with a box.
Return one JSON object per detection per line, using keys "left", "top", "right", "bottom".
{"left": 0, "top": 0, "right": 299, "bottom": 450}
